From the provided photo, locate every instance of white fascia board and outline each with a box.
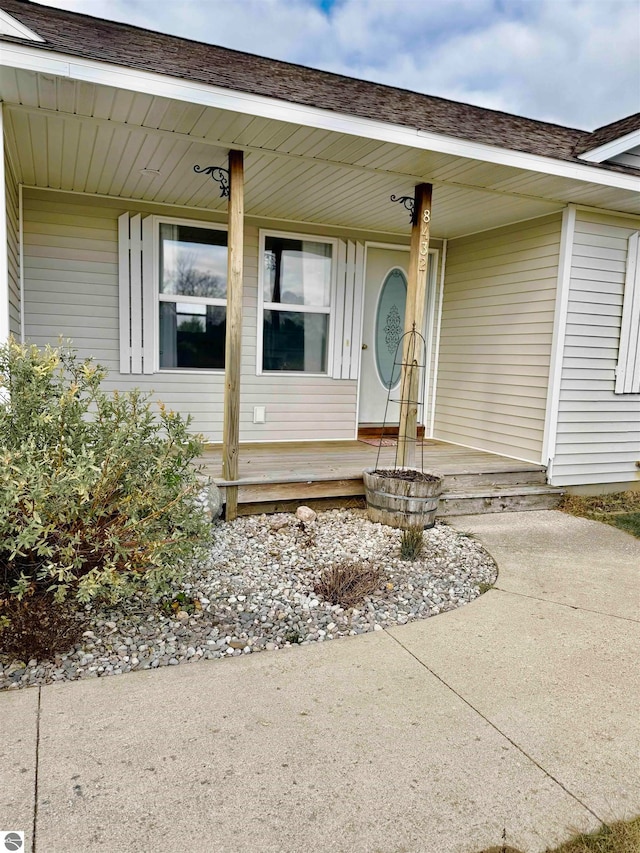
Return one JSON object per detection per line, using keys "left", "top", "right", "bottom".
{"left": 578, "top": 128, "right": 640, "bottom": 163}
{"left": 0, "top": 10, "right": 44, "bottom": 42}
{"left": 1, "top": 41, "right": 640, "bottom": 194}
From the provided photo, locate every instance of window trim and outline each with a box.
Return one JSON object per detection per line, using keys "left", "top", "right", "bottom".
{"left": 153, "top": 215, "right": 228, "bottom": 374}
{"left": 257, "top": 228, "right": 339, "bottom": 377}
{"left": 373, "top": 264, "right": 409, "bottom": 392}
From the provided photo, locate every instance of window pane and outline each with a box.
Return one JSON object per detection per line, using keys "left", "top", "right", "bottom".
{"left": 159, "top": 302, "right": 226, "bottom": 369}
{"left": 160, "top": 224, "right": 227, "bottom": 298}
{"left": 263, "top": 310, "right": 328, "bottom": 373}
{"left": 375, "top": 268, "right": 407, "bottom": 389}
{"left": 264, "top": 237, "right": 332, "bottom": 307}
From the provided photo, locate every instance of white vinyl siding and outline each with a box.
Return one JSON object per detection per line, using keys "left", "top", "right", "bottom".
{"left": 5, "top": 151, "right": 20, "bottom": 338}
{"left": 433, "top": 214, "right": 562, "bottom": 462}
{"left": 550, "top": 210, "right": 640, "bottom": 486}
{"left": 21, "top": 189, "right": 358, "bottom": 442}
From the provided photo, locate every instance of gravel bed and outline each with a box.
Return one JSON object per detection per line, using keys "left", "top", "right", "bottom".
{"left": 0, "top": 509, "right": 497, "bottom": 690}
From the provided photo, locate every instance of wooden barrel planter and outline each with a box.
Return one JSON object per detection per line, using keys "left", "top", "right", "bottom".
{"left": 363, "top": 467, "right": 443, "bottom": 529}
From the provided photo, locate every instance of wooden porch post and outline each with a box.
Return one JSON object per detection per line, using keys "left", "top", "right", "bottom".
{"left": 222, "top": 150, "right": 244, "bottom": 520}
{"left": 397, "top": 183, "right": 432, "bottom": 468}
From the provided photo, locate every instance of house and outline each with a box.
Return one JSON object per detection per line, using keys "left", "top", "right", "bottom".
{"left": 1, "top": 0, "right": 639, "bottom": 517}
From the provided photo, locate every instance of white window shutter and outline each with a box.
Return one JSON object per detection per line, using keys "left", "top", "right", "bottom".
{"left": 331, "top": 240, "right": 347, "bottom": 378}
{"left": 331, "top": 240, "right": 365, "bottom": 380}
{"left": 118, "top": 213, "right": 153, "bottom": 375}
{"left": 129, "top": 214, "right": 143, "bottom": 374}
{"left": 340, "top": 241, "right": 356, "bottom": 379}
{"left": 615, "top": 231, "right": 640, "bottom": 394}
{"left": 118, "top": 213, "right": 131, "bottom": 374}
{"left": 142, "top": 216, "right": 155, "bottom": 374}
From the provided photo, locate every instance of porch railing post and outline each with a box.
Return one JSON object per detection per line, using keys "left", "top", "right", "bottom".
{"left": 398, "top": 182, "right": 432, "bottom": 468}
{"left": 222, "top": 149, "right": 244, "bottom": 519}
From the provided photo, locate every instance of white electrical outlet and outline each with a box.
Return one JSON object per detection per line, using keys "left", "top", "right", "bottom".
{"left": 253, "top": 406, "right": 266, "bottom": 424}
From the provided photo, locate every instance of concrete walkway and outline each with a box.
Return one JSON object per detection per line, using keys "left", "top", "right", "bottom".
{"left": 1, "top": 511, "right": 638, "bottom": 853}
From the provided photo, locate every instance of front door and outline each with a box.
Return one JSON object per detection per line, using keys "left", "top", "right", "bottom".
{"left": 358, "top": 246, "right": 410, "bottom": 424}
{"left": 359, "top": 246, "right": 436, "bottom": 427}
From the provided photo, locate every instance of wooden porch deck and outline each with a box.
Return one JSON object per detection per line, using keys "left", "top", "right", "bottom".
{"left": 200, "top": 440, "right": 562, "bottom": 516}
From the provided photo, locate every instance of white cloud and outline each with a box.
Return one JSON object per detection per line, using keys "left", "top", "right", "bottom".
{"left": 36, "top": 0, "right": 640, "bottom": 128}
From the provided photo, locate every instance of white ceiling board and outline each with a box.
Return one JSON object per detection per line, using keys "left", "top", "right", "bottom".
{"left": 15, "top": 67, "right": 38, "bottom": 107}
{"left": 91, "top": 83, "right": 117, "bottom": 121}
{"left": 0, "top": 107, "right": 566, "bottom": 235}
{"left": 610, "top": 196, "right": 640, "bottom": 214}
{"left": 281, "top": 127, "right": 335, "bottom": 158}
{"left": 36, "top": 71, "right": 57, "bottom": 110}
{"left": 55, "top": 76, "right": 76, "bottom": 114}
{"left": 137, "top": 93, "right": 171, "bottom": 129}
{"left": 2, "top": 70, "right": 637, "bottom": 211}
{"left": 4, "top": 107, "right": 30, "bottom": 183}
{"left": 59, "top": 118, "right": 80, "bottom": 188}
{"left": 108, "top": 131, "right": 150, "bottom": 197}
{"left": 0, "top": 66, "right": 20, "bottom": 102}
{"left": 2, "top": 73, "right": 638, "bottom": 235}
{"left": 74, "top": 80, "right": 96, "bottom": 117}
{"left": 74, "top": 122, "right": 98, "bottom": 190}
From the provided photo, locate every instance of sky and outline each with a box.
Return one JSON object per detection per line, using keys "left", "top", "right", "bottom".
{"left": 37, "top": 0, "right": 640, "bottom": 130}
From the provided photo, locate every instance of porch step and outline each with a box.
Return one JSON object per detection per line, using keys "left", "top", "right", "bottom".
{"left": 438, "top": 484, "right": 564, "bottom": 517}
{"left": 205, "top": 439, "right": 562, "bottom": 518}
{"left": 442, "top": 467, "right": 548, "bottom": 492}
{"left": 222, "top": 466, "right": 551, "bottom": 504}
{"left": 218, "top": 474, "right": 563, "bottom": 516}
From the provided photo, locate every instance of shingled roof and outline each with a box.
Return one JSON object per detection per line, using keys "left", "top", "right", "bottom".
{"left": 573, "top": 112, "right": 640, "bottom": 156}
{"left": 1, "top": 0, "right": 638, "bottom": 172}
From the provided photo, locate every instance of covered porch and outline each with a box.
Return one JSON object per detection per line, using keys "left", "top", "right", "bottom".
{"left": 200, "top": 438, "right": 561, "bottom": 516}
{"left": 2, "top": 61, "right": 638, "bottom": 510}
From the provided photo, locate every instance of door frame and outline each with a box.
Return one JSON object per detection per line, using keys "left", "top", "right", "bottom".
{"left": 355, "top": 241, "right": 440, "bottom": 438}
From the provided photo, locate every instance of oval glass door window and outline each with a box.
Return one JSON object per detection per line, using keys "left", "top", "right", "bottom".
{"left": 375, "top": 268, "right": 407, "bottom": 388}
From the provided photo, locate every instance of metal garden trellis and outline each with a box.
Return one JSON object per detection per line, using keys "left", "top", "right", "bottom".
{"left": 363, "top": 324, "right": 444, "bottom": 529}
{"left": 375, "top": 323, "right": 427, "bottom": 474}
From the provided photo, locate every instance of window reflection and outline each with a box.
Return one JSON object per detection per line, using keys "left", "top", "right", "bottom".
{"left": 160, "top": 224, "right": 227, "bottom": 299}
{"left": 263, "top": 237, "right": 332, "bottom": 307}
{"left": 159, "top": 303, "right": 226, "bottom": 369}
{"left": 263, "top": 310, "right": 328, "bottom": 373}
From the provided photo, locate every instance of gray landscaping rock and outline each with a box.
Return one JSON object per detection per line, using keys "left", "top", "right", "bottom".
{"left": 0, "top": 509, "right": 496, "bottom": 691}
{"left": 198, "top": 479, "right": 223, "bottom": 521}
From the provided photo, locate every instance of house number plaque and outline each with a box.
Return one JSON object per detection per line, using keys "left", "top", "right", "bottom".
{"left": 418, "top": 208, "right": 431, "bottom": 272}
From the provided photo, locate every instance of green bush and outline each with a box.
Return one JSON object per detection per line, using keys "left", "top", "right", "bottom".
{"left": 0, "top": 339, "right": 211, "bottom": 605}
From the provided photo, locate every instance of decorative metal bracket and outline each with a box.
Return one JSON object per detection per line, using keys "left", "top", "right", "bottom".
{"left": 390, "top": 193, "right": 416, "bottom": 224}
{"left": 193, "top": 164, "right": 230, "bottom": 198}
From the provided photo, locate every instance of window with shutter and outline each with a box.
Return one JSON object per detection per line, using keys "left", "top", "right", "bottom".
{"left": 257, "top": 230, "right": 364, "bottom": 379}
{"left": 118, "top": 213, "right": 228, "bottom": 374}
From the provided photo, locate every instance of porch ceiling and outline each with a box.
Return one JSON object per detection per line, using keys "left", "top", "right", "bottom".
{"left": 2, "top": 68, "right": 639, "bottom": 237}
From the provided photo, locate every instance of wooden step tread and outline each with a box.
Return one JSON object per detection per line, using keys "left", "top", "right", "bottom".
{"left": 439, "top": 490, "right": 564, "bottom": 516}
{"left": 441, "top": 485, "right": 562, "bottom": 500}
